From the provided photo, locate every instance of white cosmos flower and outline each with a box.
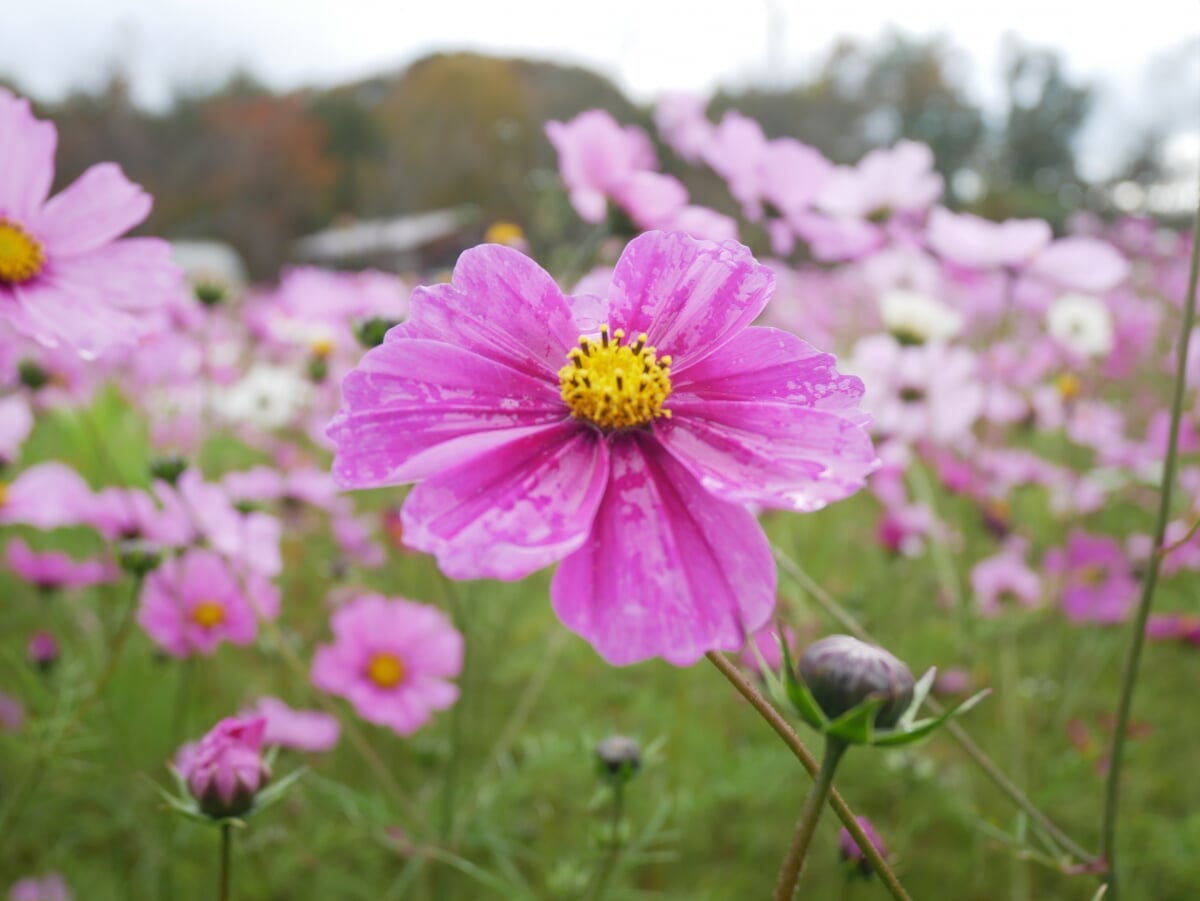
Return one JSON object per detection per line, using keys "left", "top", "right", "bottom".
{"left": 213, "top": 364, "right": 311, "bottom": 429}
{"left": 878, "top": 289, "right": 964, "bottom": 344}
{"left": 1046, "top": 293, "right": 1114, "bottom": 358}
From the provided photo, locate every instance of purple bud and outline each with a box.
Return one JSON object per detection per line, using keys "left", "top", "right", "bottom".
{"left": 799, "top": 635, "right": 915, "bottom": 728}
{"left": 838, "top": 816, "right": 888, "bottom": 878}
{"left": 180, "top": 716, "right": 271, "bottom": 819}
{"left": 26, "top": 631, "right": 59, "bottom": 672}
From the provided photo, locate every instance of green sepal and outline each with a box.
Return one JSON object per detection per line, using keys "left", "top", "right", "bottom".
{"left": 872, "top": 689, "right": 991, "bottom": 747}
{"left": 824, "top": 695, "right": 886, "bottom": 745}
{"left": 779, "top": 636, "right": 829, "bottom": 730}
{"left": 250, "top": 765, "right": 307, "bottom": 814}
{"left": 898, "top": 667, "right": 937, "bottom": 730}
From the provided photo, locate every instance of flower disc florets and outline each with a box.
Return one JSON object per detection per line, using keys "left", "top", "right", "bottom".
{"left": 558, "top": 324, "right": 672, "bottom": 431}
{"left": 0, "top": 219, "right": 44, "bottom": 284}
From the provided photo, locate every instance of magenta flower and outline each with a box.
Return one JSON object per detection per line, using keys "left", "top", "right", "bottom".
{"left": 1045, "top": 531, "right": 1138, "bottom": 624}
{"left": 310, "top": 594, "right": 463, "bottom": 736}
{"left": 971, "top": 541, "right": 1042, "bottom": 617}
{"left": 136, "top": 549, "right": 279, "bottom": 658}
{"left": 7, "top": 873, "right": 71, "bottom": 901}
{"left": 26, "top": 631, "right": 59, "bottom": 670}
{"left": 329, "top": 231, "right": 876, "bottom": 664}
{"left": 6, "top": 539, "right": 117, "bottom": 592}
{"left": 838, "top": 816, "right": 888, "bottom": 878}
{"left": 180, "top": 716, "right": 270, "bottom": 818}
{"left": 0, "top": 89, "right": 182, "bottom": 356}
{"left": 250, "top": 697, "right": 341, "bottom": 753}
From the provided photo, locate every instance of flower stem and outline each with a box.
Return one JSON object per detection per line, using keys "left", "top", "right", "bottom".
{"left": 1100, "top": 189, "right": 1200, "bottom": 898}
{"left": 771, "top": 545, "right": 1097, "bottom": 867}
{"left": 705, "top": 651, "right": 912, "bottom": 901}
{"left": 219, "top": 823, "right": 233, "bottom": 901}
{"left": 774, "top": 738, "right": 846, "bottom": 900}
{"left": 588, "top": 780, "right": 627, "bottom": 901}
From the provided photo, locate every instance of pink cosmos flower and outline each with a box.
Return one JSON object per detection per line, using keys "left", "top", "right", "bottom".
{"left": 136, "top": 548, "right": 279, "bottom": 657}
{"left": 838, "top": 816, "right": 888, "bottom": 878}
{"left": 1045, "top": 531, "right": 1138, "bottom": 624}
{"left": 971, "top": 541, "right": 1042, "bottom": 617}
{"left": 26, "top": 631, "right": 59, "bottom": 669}
{"left": 329, "top": 231, "right": 877, "bottom": 664}
{"left": 0, "top": 89, "right": 182, "bottom": 357}
{"left": 6, "top": 539, "right": 117, "bottom": 591}
{"left": 926, "top": 208, "right": 1052, "bottom": 269}
{"left": 0, "top": 462, "right": 95, "bottom": 530}
{"left": 0, "top": 690, "right": 25, "bottom": 732}
{"left": 545, "top": 111, "right": 657, "bottom": 224}
{"left": 250, "top": 697, "right": 341, "bottom": 753}
{"left": 180, "top": 716, "right": 270, "bottom": 818}
{"left": 0, "top": 394, "right": 33, "bottom": 463}
{"left": 653, "top": 92, "right": 713, "bottom": 163}
{"left": 7, "top": 873, "right": 71, "bottom": 901}
{"left": 310, "top": 594, "right": 463, "bottom": 735}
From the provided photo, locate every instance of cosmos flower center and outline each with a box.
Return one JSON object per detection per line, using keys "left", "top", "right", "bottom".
{"left": 558, "top": 324, "right": 672, "bottom": 431}
{"left": 0, "top": 219, "right": 44, "bottom": 285}
{"left": 1055, "top": 372, "right": 1082, "bottom": 401}
{"left": 366, "top": 651, "right": 406, "bottom": 689}
{"left": 191, "top": 600, "right": 226, "bottom": 629}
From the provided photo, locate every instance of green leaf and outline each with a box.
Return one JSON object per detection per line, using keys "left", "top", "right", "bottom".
{"left": 872, "top": 689, "right": 991, "bottom": 747}
{"left": 779, "top": 640, "right": 828, "bottom": 730}
{"left": 899, "top": 667, "right": 937, "bottom": 729}
{"left": 251, "top": 765, "right": 308, "bottom": 815}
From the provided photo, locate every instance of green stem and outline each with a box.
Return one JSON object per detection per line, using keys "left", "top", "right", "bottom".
{"left": 588, "top": 780, "right": 627, "bottom": 901}
{"left": 774, "top": 739, "right": 846, "bottom": 901}
{"left": 1100, "top": 189, "right": 1200, "bottom": 897}
{"left": 771, "top": 545, "right": 1097, "bottom": 867}
{"left": 219, "top": 823, "right": 233, "bottom": 901}
{"left": 705, "top": 651, "right": 912, "bottom": 901}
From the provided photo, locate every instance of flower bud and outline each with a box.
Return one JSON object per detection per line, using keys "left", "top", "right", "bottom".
{"left": 595, "top": 735, "right": 641, "bottom": 784}
{"left": 181, "top": 716, "right": 271, "bottom": 819}
{"left": 17, "top": 359, "right": 50, "bottom": 391}
{"left": 149, "top": 455, "right": 188, "bottom": 487}
{"left": 117, "top": 539, "right": 163, "bottom": 576}
{"left": 26, "top": 631, "right": 59, "bottom": 673}
{"left": 354, "top": 317, "right": 402, "bottom": 350}
{"left": 194, "top": 280, "right": 228, "bottom": 308}
{"left": 799, "top": 636, "right": 915, "bottom": 729}
{"left": 838, "top": 816, "right": 888, "bottom": 878}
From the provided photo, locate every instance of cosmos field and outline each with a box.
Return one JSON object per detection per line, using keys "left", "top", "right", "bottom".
{"left": 1, "top": 85, "right": 1199, "bottom": 900}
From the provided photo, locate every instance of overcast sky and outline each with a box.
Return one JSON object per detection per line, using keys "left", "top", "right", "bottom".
{"left": 4, "top": 0, "right": 1198, "bottom": 177}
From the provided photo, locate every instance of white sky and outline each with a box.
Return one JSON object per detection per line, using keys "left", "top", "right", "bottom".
{"left": 4, "top": 0, "right": 1199, "bottom": 176}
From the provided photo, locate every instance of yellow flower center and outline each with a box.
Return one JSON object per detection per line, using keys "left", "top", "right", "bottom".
{"left": 310, "top": 335, "right": 336, "bottom": 358}
{"left": 558, "top": 324, "right": 672, "bottom": 432}
{"left": 1055, "top": 372, "right": 1082, "bottom": 401}
{"left": 366, "top": 651, "right": 406, "bottom": 689}
{"left": 191, "top": 600, "right": 226, "bottom": 629}
{"left": 0, "top": 482, "right": 7, "bottom": 507}
{"left": 0, "top": 219, "right": 44, "bottom": 285}
{"left": 484, "top": 221, "right": 526, "bottom": 247}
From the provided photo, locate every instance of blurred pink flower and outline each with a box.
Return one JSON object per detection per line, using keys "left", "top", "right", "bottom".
{"left": 545, "top": 110, "right": 657, "bottom": 224}
{"left": 251, "top": 697, "right": 341, "bottom": 753}
{"left": 329, "top": 231, "right": 877, "bottom": 664}
{"left": 971, "top": 541, "right": 1042, "bottom": 617}
{"left": 25, "top": 631, "right": 58, "bottom": 670}
{"left": 311, "top": 594, "right": 463, "bottom": 736}
{"left": 738, "top": 622, "right": 796, "bottom": 676}
{"left": 1046, "top": 531, "right": 1138, "bottom": 624}
{"left": 0, "top": 690, "right": 25, "bottom": 732}
{"left": 136, "top": 548, "right": 279, "bottom": 658}
{"left": 6, "top": 539, "right": 117, "bottom": 591}
{"left": 838, "top": 816, "right": 888, "bottom": 877}
{"left": 0, "top": 462, "right": 95, "bottom": 530}
{"left": 653, "top": 92, "right": 712, "bottom": 162}
{"left": 0, "top": 88, "right": 182, "bottom": 357}
{"left": 181, "top": 716, "right": 270, "bottom": 818}
{"left": 7, "top": 873, "right": 71, "bottom": 901}
{"left": 927, "top": 208, "right": 1051, "bottom": 269}
{"left": 0, "top": 395, "right": 33, "bottom": 464}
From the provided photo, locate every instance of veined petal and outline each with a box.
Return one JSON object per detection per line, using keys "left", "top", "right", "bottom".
{"left": 398, "top": 243, "right": 582, "bottom": 380}
{"left": 401, "top": 422, "right": 608, "bottom": 581}
{"left": 604, "top": 231, "right": 774, "bottom": 372}
{"left": 10, "top": 276, "right": 152, "bottom": 356}
{"left": 329, "top": 338, "right": 566, "bottom": 486}
{"left": 655, "top": 400, "right": 877, "bottom": 511}
{"left": 551, "top": 433, "right": 775, "bottom": 666}
{"left": 672, "top": 327, "right": 867, "bottom": 415}
{"left": 34, "top": 163, "right": 152, "bottom": 256}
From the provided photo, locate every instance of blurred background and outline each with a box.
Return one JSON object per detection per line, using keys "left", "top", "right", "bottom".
{"left": 4, "top": 0, "right": 1197, "bottom": 279}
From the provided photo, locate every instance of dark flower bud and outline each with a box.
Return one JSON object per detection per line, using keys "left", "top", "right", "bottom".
{"left": 17, "top": 359, "right": 50, "bottom": 391}
{"left": 799, "top": 636, "right": 915, "bottom": 729}
{"left": 149, "top": 455, "right": 188, "bottom": 487}
{"left": 117, "top": 539, "right": 163, "bottom": 577}
{"left": 307, "top": 356, "right": 329, "bottom": 384}
{"left": 354, "top": 317, "right": 402, "bottom": 349}
{"left": 595, "top": 735, "right": 641, "bottom": 784}
{"left": 26, "top": 631, "right": 59, "bottom": 673}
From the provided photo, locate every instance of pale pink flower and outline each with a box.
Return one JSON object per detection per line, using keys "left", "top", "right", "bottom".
{"left": 180, "top": 716, "right": 270, "bottom": 818}
{"left": 7, "top": 873, "right": 71, "bottom": 901}
{"left": 6, "top": 539, "right": 117, "bottom": 592}
{"left": 311, "top": 594, "right": 462, "bottom": 735}
{"left": 0, "top": 88, "right": 182, "bottom": 356}
{"left": 545, "top": 111, "right": 657, "bottom": 224}
{"left": 250, "top": 697, "right": 341, "bottom": 753}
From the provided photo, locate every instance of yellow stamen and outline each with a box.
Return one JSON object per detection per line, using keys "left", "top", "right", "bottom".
{"left": 191, "top": 600, "right": 226, "bottom": 629}
{"left": 0, "top": 219, "right": 44, "bottom": 284}
{"left": 484, "top": 221, "right": 526, "bottom": 247}
{"left": 0, "top": 482, "right": 7, "bottom": 507}
{"left": 558, "top": 324, "right": 672, "bottom": 431}
{"left": 1055, "top": 372, "right": 1083, "bottom": 401}
{"left": 366, "top": 651, "right": 406, "bottom": 689}
{"left": 310, "top": 335, "right": 336, "bottom": 358}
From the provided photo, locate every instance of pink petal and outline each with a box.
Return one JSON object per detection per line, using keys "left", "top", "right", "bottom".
{"left": 401, "top": 244, "right": 582, "bottom": 380}
{"left": 1028, "top": 237, "right": 1130, "bottom": 293}
{"left": 50, "top": 238, "right": 183, "bottom": 310}
{"left": 551, "top": 434, "right": 775, "bottom": 666}
{"left": 0, "top": 89, "right": 56, "bottom": 219}
{"left": 329, "top": 338, "right": 566, "bottom": 486}
{"left": 34, "top": 163, "right": 152, "bottom": 256}
{"left": 401, "top": 422, "right": 607, "bottom": 580}
{"left": 656, "top": 400, "right": 877, "bottom": 511}
{"left": 604, "top": 230, "right": 774, "bottom": 373}
{"left": 10, "top": 275, "right": 152, "bottom": 356}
